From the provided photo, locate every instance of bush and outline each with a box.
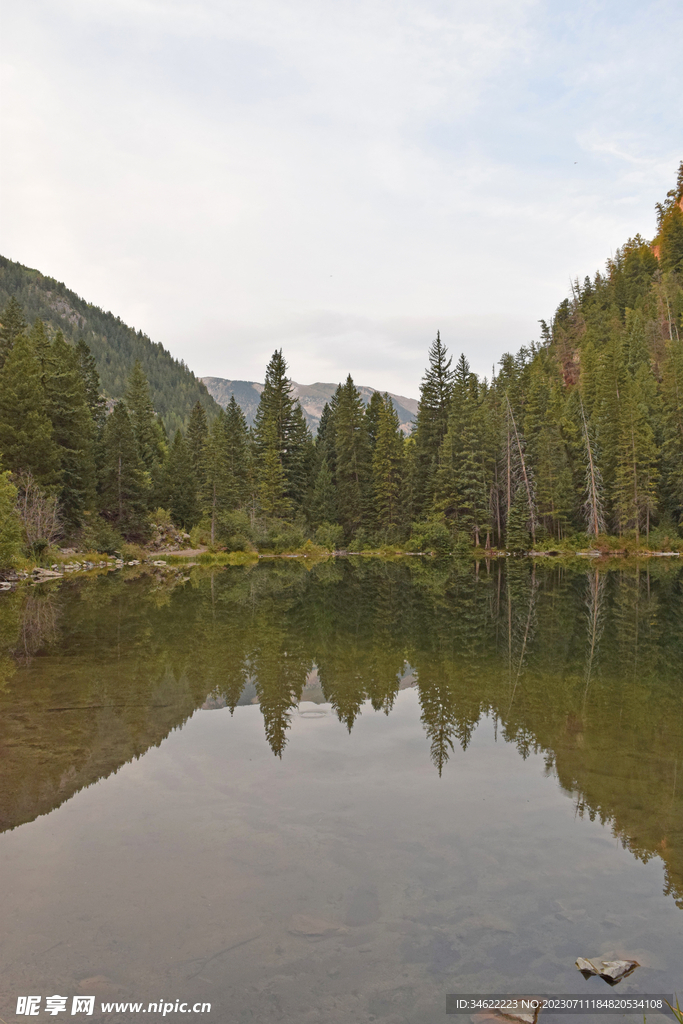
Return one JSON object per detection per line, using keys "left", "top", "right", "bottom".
{"left": 189, "top": 520, "right": 212, "bottom": 548}
{"left": 315, "top": 522, "right": 344, "bottom": 551}
{"left": 151, "top": 507, "right": 174, "bottom": 530}
{"left": 78, "top": 515, "right": 124, "bottom": 555}
{"left": 216, "top": 510, "right": 254, "bottom": 552}
{"left": 407, "top": 519, "right": 452, "bottom": 554}
{"left": 122, "top": 542, "right": 146, "bottom": 561}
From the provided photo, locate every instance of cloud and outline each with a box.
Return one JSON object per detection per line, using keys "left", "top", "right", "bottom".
{"left": 1, "top": 0, "right": 681, "bottom": 396}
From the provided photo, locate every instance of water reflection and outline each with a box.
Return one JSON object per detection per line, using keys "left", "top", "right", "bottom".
{"left": 0, "top": 558, "right": 682, "bottom": 910}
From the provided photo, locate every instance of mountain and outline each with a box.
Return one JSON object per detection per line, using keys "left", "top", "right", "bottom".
{"left": 0, "top": 256, "right": 220, "bottom": 434}
{"left": 202, "top": 376, "right": 418, "bottom": 434}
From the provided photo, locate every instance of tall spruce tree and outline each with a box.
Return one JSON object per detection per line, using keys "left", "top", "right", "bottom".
{"left": 371, "top": 396, "right": 404, "bottom": 535}
{"left": 163, "top": 430, "right": 199, "bottom": 529}
{"left": 187, "top": 401, "right": 209, "bottom": 467}
{"left": 99, "top": 403, "right": 149, "bottom": 539}
{"left": 253, "top": 350, "right": 310, "bottom": 518}
{"left": 125, "top": 361, "right": 162, "bottom": 471}
{"left": 76, "top": 338, "right": 106, "bottom": 428}
{"left": 0, "top": 333, "right": 61, "bottom": 488}
{"left": 412, "top": 332, "right": 454, "bottom": 517}
{"left": 0, "top": 297, "right": 27, "bottom": 368}
{"left": 334, "top": 375, "right": 369, "bottom": 538}
{"left": 43, "top": 332, "right": 96, "bottom": 528}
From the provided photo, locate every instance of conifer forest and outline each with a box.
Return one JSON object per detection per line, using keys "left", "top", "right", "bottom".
{"left": 0, "top": 164, "right": 682, "bottom": 560}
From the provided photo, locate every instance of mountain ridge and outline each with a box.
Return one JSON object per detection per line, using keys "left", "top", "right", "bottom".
{"left": 0, "top": 256, "right": 220, "bottom": 434}
{"left": 202, "top": 376, "right": 418, "bottom": 434}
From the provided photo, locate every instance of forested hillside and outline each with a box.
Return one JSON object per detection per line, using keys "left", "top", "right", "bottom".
{"left": 0, "top": 256, "right": 219, "bottom": 434}
{"left": 0, "top": 164, "right": 681, "bottom": 561}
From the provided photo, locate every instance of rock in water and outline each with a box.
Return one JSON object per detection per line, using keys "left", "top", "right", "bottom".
{"left": 575, "top": 957, "right": 639, "bottom": 983}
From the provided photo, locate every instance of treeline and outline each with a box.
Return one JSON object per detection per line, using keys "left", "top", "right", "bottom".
{"left": 0, "top": 164, "right": 682, "bottom": 557}
{"left": 0, "top": 255, "right": 219, "bottom": 435}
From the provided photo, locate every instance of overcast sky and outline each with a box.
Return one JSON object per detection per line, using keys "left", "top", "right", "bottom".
{"left": 1, "top": 0, "right": 682, "bottom": 397}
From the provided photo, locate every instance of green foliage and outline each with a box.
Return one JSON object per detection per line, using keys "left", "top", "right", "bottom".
{"left": 334, "top": 375, "right": 370, "bottom": 537}
{"left": 315, "top": 521, "right": 343, "bottom": 550}
{"left": 253, "top": 350, "right": 312, "bottom": 518}
{"left": 99, "top": 403, "right": 149, "bottom": 540}
{"left": 0, "top": 255, "right": 219, "bottom": 434}
{"left": 0, "top": 333, "right": 61, "bottom": 488}
{"left": 0, "top": 469, "right": 21, "bottom": 567}
{"left": 162, "top": 430, "right": 199, "bottom": 530}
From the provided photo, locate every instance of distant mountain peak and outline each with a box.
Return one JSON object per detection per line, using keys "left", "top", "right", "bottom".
{"left": 201, "top": 377, "right": 418, "bottom": 434}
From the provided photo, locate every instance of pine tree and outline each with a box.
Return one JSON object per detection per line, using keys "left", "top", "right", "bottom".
{"left": 75, "top": 338, "right": 106, "bottom": 427}
{"left": 253, "top": 350, "right": 310, "bottom": 517}
{"left": 660, "top": 339, "right": 683, "bottom": 522}
{"left": 310, "top": 455, "right": 337, "bottom": 527}
{"left": 660, "top": 205, "right": 683, "bottom": 275}
{"left": 506, "top": 485, "right": 531, "bottom": 551}
{"left": 412, "top": 332, "right": 454, "bottom": 516}
{"left": 364, "top": 390, "right": 385, "bottom": 453}
{"left": 201, "top": 411, "right": 230, "bottom": 545}
{"left": 0, "top": 297, "right": 27, "bottom": 368}
{"left": 125, "top": 361, "right": 161, "bottom": 470}
{"left": 0, "top": 469, "right": 21, "bottom": 567}
{"left": 0, "top": 334, "right": 61, "bottom": 487}
{"left": 43, "top": 332, "right": 96, "bottom": 528}
{"left": 334, "top": 375, "right": 369, "bottom": 537}
{"left": 163, "top": 430, "right": 200, "bottom": 529}
{"left": 99, "top": 403, "right": 149, "bottom": 539}
{"left": 186, "top": 401, "right": 209, "bottom": 468}
{"left": 371, "top": 396, "right": 404, "bottom": 534}
{"left": 223, "top": 396, "right": 252, "bottom": 509}
{"left": 614, "top": 367, "right": 659, "bottom": 540}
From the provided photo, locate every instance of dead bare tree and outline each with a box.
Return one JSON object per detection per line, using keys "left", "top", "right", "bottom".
{"left": 579, "top": 400, "right": 605, "bottom": 537}
{"left": 15, "top": 472, "right": 62, "bottom": 549}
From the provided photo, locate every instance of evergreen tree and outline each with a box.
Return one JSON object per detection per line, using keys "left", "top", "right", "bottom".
{"left": 76, "top": 338, "right": 106, "bottom": 427}
{"left": 0, "top": 334, "right": 61, "bottom": 488}
{"left": 310, "top": 455, "right": 337, "bottom": 527}
{"left": 125, "top": 361, "right": 161, "bottom": 470}
{"left": 187, "top": 401, "right": 209, "bottom": 468}
{"left": 0, "top": 469, "right": 21, "bottom": 567}
{"left": 506, "top": 485, "right": 531, "bottom": 551}
{"left": 43, "top": 332, "right": 96, "bottom": 528}
{"left": 0, "top": 296, "right": 27, "bottom": 367}
{"left": 660, "top": 339, "right": 683, "bottom": 523}
{"left": 334, "top": 375, "right": 369, "bottom": 537}
{"left": 660, "top": 205, "right": 683, "bottom": 275}
{"left": 371, "top": 396, "right": 404, "bottom": 534}
{"left": 99, "top": 403, "right": 148, "bottom": 539}
{"left": 201, "top": 412, "right": 229, "bottom": 545}
{"left": 223, "top": 396, "right": 252, "bottom": 509}
{"left": 253, "top": 350, "right": 310, "bottom": 517}
{"left": 163, "top": 430, "right": 200, "bottom": 529}
{"left": 412, "top": 332, "right": 454, "bottom": 516}
{"left": 614, "top": 366, "right": 659, "bottom": 539}
{"left": 364, "top": 390, "right": 385, "bottom": 453}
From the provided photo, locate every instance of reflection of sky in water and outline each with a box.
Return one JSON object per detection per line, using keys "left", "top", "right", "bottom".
{"left": 0, "top": 562, "right": 681, "bottom": 1021}
{"left": 0, "top": 692, "right": 679, "bottom": 1022}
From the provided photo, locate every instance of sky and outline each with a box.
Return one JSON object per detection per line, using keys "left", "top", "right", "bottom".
{"left": 1, "top": 0, "right": 682, "bottom": 398}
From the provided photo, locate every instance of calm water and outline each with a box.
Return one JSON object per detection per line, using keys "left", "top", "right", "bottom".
{"left": 0, "top": 558, "right": 681, "bottom": 1023}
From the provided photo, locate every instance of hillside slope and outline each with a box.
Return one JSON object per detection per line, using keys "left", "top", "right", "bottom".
{"left": 0, "top": 256, "right": 219, "bottom": 434}
{"left": 202, "top": 376, "right": 418, "bottom": 434}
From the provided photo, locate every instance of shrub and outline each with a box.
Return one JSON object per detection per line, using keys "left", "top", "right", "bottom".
{"left": 315, "top": 522, "right": 343, "bottom": 551}
{"left": 407, "top": 519, "right": 452, "bottom": 554}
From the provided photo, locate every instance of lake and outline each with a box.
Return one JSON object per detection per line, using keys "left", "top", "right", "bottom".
{"left": 0, "top": 558, "right": 681, "bottom": 1022}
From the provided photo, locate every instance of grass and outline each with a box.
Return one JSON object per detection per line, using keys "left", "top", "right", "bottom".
{"left": 665, "top": 998, "right": 682, "bottom": 1024}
